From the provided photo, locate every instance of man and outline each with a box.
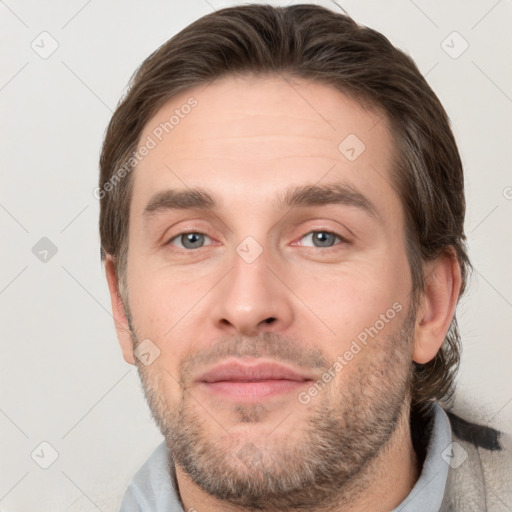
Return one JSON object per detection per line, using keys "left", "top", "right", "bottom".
{"left": 98, "top": 4, "right": 511, "bottom": 511}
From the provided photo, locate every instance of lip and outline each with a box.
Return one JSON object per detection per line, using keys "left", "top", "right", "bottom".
{"left": 196, "top": 358, "right": 314, "bottom": 401}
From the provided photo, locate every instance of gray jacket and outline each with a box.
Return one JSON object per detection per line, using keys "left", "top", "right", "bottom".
{"left": 439, "top": 410, "right": 512, "bottom": 511}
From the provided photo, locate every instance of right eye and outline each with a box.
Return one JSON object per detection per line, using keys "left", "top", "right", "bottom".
{"left": 166, "top": 232, "right": 214, "bottom": 250}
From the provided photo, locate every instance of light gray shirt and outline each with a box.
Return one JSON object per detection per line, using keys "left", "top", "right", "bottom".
{"left": 120, "top": 402, "right": 452, "bottom": 511}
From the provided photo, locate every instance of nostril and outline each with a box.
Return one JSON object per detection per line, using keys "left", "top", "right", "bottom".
{"left": 264, "top": 317, "right": 276, "bottom": 324}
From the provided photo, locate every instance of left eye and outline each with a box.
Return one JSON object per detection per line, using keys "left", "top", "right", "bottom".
{"left": 298, "top": 231, "right": 344, "bottom": 248}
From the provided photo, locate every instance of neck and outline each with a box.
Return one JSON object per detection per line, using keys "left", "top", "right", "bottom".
{"left": 174, "top": 403, "right": 420, "bottom": 512}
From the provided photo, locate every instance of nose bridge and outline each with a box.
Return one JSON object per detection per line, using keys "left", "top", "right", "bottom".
{"left": 211, "top": 234, "right": 294, "bottom": 335}
{"left": 231, "top": 237, "right": 271, "bottom": 302}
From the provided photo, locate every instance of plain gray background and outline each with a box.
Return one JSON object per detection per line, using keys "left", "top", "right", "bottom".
{"left": 1, "top": 0, "right": 511, "bottom": 510}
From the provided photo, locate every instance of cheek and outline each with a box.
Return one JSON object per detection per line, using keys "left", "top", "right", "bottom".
{"left": 127, "top": 266, "right": 209, "bottom": 366}
{"left": 128, "top": 260, "right": 195, "bottom": 325}
{"left": 291, "top": 256, "right": 408, "bottom": 351}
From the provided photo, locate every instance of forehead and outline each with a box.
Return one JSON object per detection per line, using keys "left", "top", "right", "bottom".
{"left": 130, "top": 74, "right": 400, "bottom": 223}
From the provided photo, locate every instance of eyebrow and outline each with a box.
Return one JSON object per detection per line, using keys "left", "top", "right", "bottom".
{"left": 143, "top": 182, "right": 380, "bottom": 222}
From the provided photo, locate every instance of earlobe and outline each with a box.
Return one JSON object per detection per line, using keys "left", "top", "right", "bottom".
{"left": 413, "top": 249, "right": 462, "bottom": 364}
{"left": 104, "top": 255, "right": 136, "bottom": 365}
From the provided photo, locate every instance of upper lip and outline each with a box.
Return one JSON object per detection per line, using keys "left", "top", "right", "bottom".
{"left": 197, "top": 359, "right": 314, "bottom": 383}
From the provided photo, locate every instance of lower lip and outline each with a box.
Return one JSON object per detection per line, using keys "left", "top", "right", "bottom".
{"left": 201, "top": 380, "right": 309, "bottom": 400}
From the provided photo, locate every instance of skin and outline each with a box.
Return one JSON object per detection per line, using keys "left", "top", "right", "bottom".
{"left": 105, "top": 74, "right": 461, "bottom": 511}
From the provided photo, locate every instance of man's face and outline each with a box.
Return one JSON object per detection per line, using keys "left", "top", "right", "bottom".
{"left": 123, "top": 75, "right": 416, "bottom": 508}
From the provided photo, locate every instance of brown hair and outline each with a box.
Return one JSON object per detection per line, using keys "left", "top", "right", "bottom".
{"left": 99, "top": 4, "right": 471, "bottom": 415}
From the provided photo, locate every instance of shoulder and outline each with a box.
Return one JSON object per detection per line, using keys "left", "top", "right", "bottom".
{"left": 446, "top": 410, "right": 503, "bottom": 451}
{"left": 443, "top": 408, "right": 512, "bottom": 510}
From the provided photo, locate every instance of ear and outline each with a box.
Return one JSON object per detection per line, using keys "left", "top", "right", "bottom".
{"left": 105, "top": 255, "right": 135, "bottom": 365}
{"left": 413, "top": 249, "right": 462, "bottom": 364}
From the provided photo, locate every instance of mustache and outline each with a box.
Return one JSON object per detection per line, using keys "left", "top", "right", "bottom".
{"left": 179, "top": 332, "right": 330, "bottom": 385}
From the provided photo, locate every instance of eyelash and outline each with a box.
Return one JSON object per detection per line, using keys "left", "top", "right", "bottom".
{"left": 165, "top": 230, "right": 349, "bottom": 252}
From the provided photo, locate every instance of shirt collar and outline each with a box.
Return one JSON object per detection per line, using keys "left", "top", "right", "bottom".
{"left": 392, "top": 402, "right": 453, "bottom": 511}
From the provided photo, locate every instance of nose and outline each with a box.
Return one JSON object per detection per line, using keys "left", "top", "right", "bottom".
{"left": 209, "top": 244, "right": 294, "bottom": 337}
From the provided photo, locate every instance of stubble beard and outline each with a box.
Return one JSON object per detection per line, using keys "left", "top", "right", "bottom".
{"left": 132, "top": 307, "right": 416, "bottom": 511}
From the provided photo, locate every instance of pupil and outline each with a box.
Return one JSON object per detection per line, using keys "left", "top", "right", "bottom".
{"left": 315, "top": 232, "right": 333, "bottom": 247}
{"left": 184, "top": 233, "right": 202, "bottom": 248}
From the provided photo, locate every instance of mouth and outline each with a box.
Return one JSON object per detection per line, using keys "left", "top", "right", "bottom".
{"left": 196, "top": 358, "right": 314, "bottom": 401}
